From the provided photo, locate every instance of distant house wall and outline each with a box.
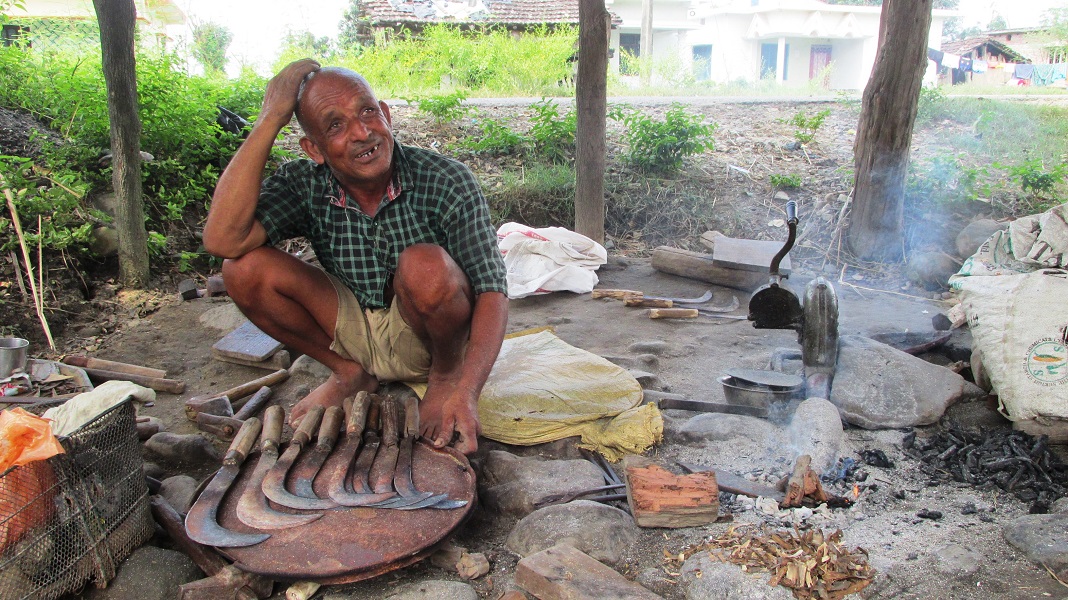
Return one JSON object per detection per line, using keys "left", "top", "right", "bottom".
{"left": 987, "top": 29, "right": 1066, "bottom": 64}
{"left": 5, "top": 0, "right": 185, "bottom": 50}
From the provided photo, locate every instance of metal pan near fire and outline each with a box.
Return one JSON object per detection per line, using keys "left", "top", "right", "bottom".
{"left": 720, "top": 368, "right": 804, "bottom": 415}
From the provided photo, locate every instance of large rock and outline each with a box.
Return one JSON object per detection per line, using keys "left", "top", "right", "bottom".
{"left": 1003, "top": 513, "right": 1068, "bottom": 579}
{"left": 375, "top": 580, "right": 479, "bottom": 600}
{"left": 785, "top": 398, "right": 844, "bottom": 474}
{"left": 956, "top": 219, "right": 1005, "bottom": 259}
{"left": 830, "top": 335, "right": 983, "bottom": 429}
{"left": 680, "top": 553, "right": 793, "bottom": 600}
{"left": 906, "top": 251, "right": 960, "bottom": 290}
{"left": 197, "top": 303, "right": 246, "bottom": 332}
{"left": 480, "top": 451, "right": 606, "bottom": 518}
{"left": 159, "top": 475, "right": 198, "bottom": 514}
{"left": 506, "top": 500, "right": 639, "bottom": 566}
{"left": 143, "top": 432, "right": 221, "bottom": 468}
{"left": 82, "top": 545, "right": 201, "bottom": 600}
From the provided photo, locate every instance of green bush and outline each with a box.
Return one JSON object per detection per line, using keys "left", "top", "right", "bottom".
{"left": 999, "top": 159, "right": 1068, "bottom": 199}
{"left": 528, "top": 99, "right": 575, "bottom": 164}
{"left": 769, "top": 173, "right": 802, "bottom": 189}
{"left": 486, "top": 163, "right": 575, "bottom": 227}
{"left": 0, "top": 156, "right": 96, "bottom": 255}
{"left": 405, "top": 90, "right": 470, "bottom": 126}
{"left": 610, "top": 104, "right": 716, "bottom": 174}
{"left": 783, "top": 109, "right": 830, "bottom": 144}
{"left": 456, "top": 118, "right": 527, "bottom": 156}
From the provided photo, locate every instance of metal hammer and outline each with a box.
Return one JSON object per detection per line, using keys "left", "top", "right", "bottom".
{"left": 184, "top": 369, "right": 289, "bottom": 421}
{"left": 196, "top": 386, "right": 274, "bottom": 440}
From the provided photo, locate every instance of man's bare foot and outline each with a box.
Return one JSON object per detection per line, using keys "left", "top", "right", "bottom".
{"left": 419, "top": 376, "right": 480, "bottom": 455}
{"left": 290, "top": 369, "right": 377, "bottom": 427}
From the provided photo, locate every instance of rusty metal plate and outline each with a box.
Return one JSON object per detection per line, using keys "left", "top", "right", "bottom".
{"left": 215, "top": 440, "right": 475, "bottom": 582}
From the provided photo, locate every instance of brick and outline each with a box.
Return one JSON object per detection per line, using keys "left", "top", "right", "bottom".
{"left": 515, "top": 545, "right": 662, "bottom": 600}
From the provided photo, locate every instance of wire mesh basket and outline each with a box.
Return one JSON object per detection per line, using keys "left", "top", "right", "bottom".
{"left": 0, "top": 398, "right": 152, "bottom": 600}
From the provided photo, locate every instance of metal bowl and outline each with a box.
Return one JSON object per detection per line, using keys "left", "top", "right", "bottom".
{"left": 720, "top": 374, "right": 801, "bottom": 411}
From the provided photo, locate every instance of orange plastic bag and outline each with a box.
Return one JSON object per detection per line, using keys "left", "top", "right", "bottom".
{"left": 0, "top": 408, "right": 65, "bottom": 472}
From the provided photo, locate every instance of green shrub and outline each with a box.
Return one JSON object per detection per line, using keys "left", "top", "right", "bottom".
{"left": 610, "top": 104, "right": 716, "bottom": 174}
{"left": 769, "top": 173, "right": 802, "bottom": 189}
{"left": 405, "top": 90, "right": 469, "bottom": 126}
{"left": 0, "top": 156, "right": 96, "bottom": 255}
{"left": 783, "top": 109, "right": 830, "bottom": 144}
{"left": 999, "top": 159, "right": 1068, "bottom": 199}
{"left": 528, "top": 99, "right": 575, "bottom": 164}
{"left": 456, "top": 118, "right": 527, "bottom": 155}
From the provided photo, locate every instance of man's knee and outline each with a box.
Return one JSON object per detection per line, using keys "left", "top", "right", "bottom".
{"left": 221, "top": 247, "right": 280, "bottom": 304}
{"left": 396, "top": 244, "right": 469, "bottom": 308}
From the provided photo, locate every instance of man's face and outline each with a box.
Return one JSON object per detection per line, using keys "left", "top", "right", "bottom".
{"left": 298, "top": 71, "right": 394, "bottom": 189}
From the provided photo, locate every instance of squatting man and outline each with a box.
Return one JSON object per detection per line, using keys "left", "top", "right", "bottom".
{"left": 204, "top": 58, "right": 509, "bottom": 455}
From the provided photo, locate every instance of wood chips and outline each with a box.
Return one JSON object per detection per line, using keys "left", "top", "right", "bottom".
{"left": 673, "top": 524, "right": 875, "bottom": 599}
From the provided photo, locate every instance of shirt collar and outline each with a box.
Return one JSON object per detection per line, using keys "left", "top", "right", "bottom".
{"left": 321, "top": 141, "right": 405, "bottom": 210}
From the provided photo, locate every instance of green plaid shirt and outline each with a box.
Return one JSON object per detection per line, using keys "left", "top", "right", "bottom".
{"left": 256, "top": 144, "right": 506, "bottom": 309}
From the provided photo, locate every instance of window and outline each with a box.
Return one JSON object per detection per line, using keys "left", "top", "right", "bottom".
{"left": 693, "top": 44, "right": 712, "bottom": 81}
{"left": 2, "top": 24, "right": 29, "bottom": 47}
{"left": 619, "top": 33, "right": 640, "bottom": 75}
{"left": 760, "top": 42, "right": 789, "bottom": 80}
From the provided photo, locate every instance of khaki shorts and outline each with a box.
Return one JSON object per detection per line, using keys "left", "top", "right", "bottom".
{"left": 327, "top": 274, "right": 431, "bottom": 383}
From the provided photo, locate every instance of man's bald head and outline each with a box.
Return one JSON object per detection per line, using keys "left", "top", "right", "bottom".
{"left": 294, "top": 67, "right": 376, "bottom": 132}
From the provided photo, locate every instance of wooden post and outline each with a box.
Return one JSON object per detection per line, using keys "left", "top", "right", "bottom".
{"left": 93, "top": 0, "right": 150, "bottom": 286}
{"left": 575, "top": 0, "right": 608, "bottom": 244}
{"left": 846, "top": 0, "right": 933, "bottom": 262}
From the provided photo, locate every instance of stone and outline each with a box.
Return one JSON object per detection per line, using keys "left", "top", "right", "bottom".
{"left": 142, "top": 461, "right": 165, "bottom": 480}
{"left": 159, "top": 475, "right": 198, "bottom": 514}
{"left": 82, "top": 545, "right": 201, "bottom": 600}
{"left": 89, "top": 226, "right": 119, "bottom": 257}
{"left": 457, "top": 552, "right": 490, "bottom": 579}
{"left": 1004, "top": 513, "right": 1068, "bottom": 578}
{"left": 1051, "top": 497, "right": 1068, "bottom": 515}
{"left": 143, "top": 432, "right": 221, "bottom": 467}
{"left": 92, "top": 191, "right": 119, "bottom": 219}
{"left": 906, "top": 251, "right": 960, "bottom": 290}
{"left": 480, "top": 451, "right": 606, "bottom": 518}
{"left": 940, "top": 397, "right": 1009, "bottom": 436}
{"left": 931, "top": 543, "right": 981, "bottom": 576}
{"left": 680, "top": 552, "right": 793, "bottom": 600}
{"left": 679, "top": 413, "right": 780, "bottom": 444}
{"left": 784, "top": 398, "right": 844, "bottom": 474}
{"left": 197, "top": 303, "right": 246, "bottom": 332}
{"left": 830, "top": 335, "right": 984, "bottom": 429}
{"left": 628, "top": 341, "right": 671, "bottom": 355}
{"left": 506, "top": 500, "right": 639, "bottom": 566}
{"left": 516, "top": 544, "right": 662, "bottom": 600}
{"left": 374, "top": 580, "right": 479, "bottom": 600}
{"left": 430, "top": 542, "right": 466, "bottom": 572}
{"left": 955, "top": 219, "right": 1004, "bottom": 259}
{"left": 774, "top": 190, "right": 790, "bottom": 201}
{"left": 289, "top": 353, "right": 332, "bottom": 380}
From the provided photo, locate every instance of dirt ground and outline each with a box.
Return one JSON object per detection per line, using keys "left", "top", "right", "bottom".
{"left": 3, "top": 99, "right": 1068, "bottom": 598}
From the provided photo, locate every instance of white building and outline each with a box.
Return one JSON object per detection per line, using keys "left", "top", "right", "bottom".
{"left": 606, "top": 0, "right": 958, "bottom": 90}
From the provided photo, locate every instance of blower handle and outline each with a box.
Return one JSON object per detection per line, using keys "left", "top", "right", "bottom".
{"left": 769, "top": 201, "right": 798, "bottom": 278}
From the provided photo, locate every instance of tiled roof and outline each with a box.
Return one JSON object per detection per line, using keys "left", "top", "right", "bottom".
{"left": 360, "top": 0, "right": 581, "bottom": 25}
{"left": 941, "top": 36, "right": 1029, "bottom": 63}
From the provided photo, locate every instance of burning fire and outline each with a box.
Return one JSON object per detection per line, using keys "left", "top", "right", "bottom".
{"left": 852, "top": 484, "right": 860, "bottom": 499}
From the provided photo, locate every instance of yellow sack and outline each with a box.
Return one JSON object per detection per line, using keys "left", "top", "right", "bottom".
{"left": 477, "top": 328, "right": 662, "bottom": 461}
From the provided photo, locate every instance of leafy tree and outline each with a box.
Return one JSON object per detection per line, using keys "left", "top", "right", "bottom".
{"left": 338, "top": 0, "right": 370, "bottom": 48}
{"left": 988, "top": 14, "right": 1008, "bottom": 30}
{"left": 192, "top": 21, "right": 232, "bottom": 75}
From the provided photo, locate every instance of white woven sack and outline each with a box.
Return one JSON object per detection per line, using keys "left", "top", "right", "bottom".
{"left": 954, "top": 269, "right": 1068, "bottom": 421}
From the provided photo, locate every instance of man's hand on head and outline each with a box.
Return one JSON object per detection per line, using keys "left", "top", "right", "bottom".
{"left": 259, "top": 58, "right": 320, "bottom": 131}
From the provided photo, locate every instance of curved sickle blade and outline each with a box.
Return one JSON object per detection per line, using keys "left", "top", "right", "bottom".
{"left": 237, "top": 450, "right": 322, "bottom": 529}
{"left": 185, "top": 468, "right": 271, "bottom": 547}
{"left": 262, "top": 444, "right": 340, "bottom": 510}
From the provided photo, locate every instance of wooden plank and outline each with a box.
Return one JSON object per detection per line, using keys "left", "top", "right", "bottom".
{"left": 516, "top": 545, "right": 663, "bottom": 600}
{"left": 212, "top": 321, "right": 283, "bottom": 362}
{"left": 711, "top": 235, "right": 792, "bottom": 275}
{"left": 650, "top": 247, "right": 767, "bottom": 292}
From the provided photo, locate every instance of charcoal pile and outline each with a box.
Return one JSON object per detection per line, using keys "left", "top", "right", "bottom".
{"left": 903, "top": 426, "right": 1068, "bottom": 511}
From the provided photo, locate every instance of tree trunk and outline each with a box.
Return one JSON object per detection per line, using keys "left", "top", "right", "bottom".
{"left": 640, "top": 0, "right": 653, "bottom": 86}
{"left": 575, "top": 0, "right": 608, "bottom": 244}
{"left": 846, "top": 0, "right": 932, "bottom": 262}
{"left": 93, "top": 0, "right": 150, "bottom": 286}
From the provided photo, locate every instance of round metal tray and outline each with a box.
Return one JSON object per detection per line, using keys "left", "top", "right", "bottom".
{"left": 216, "top": 441, "right": 475, "bottom": 583}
